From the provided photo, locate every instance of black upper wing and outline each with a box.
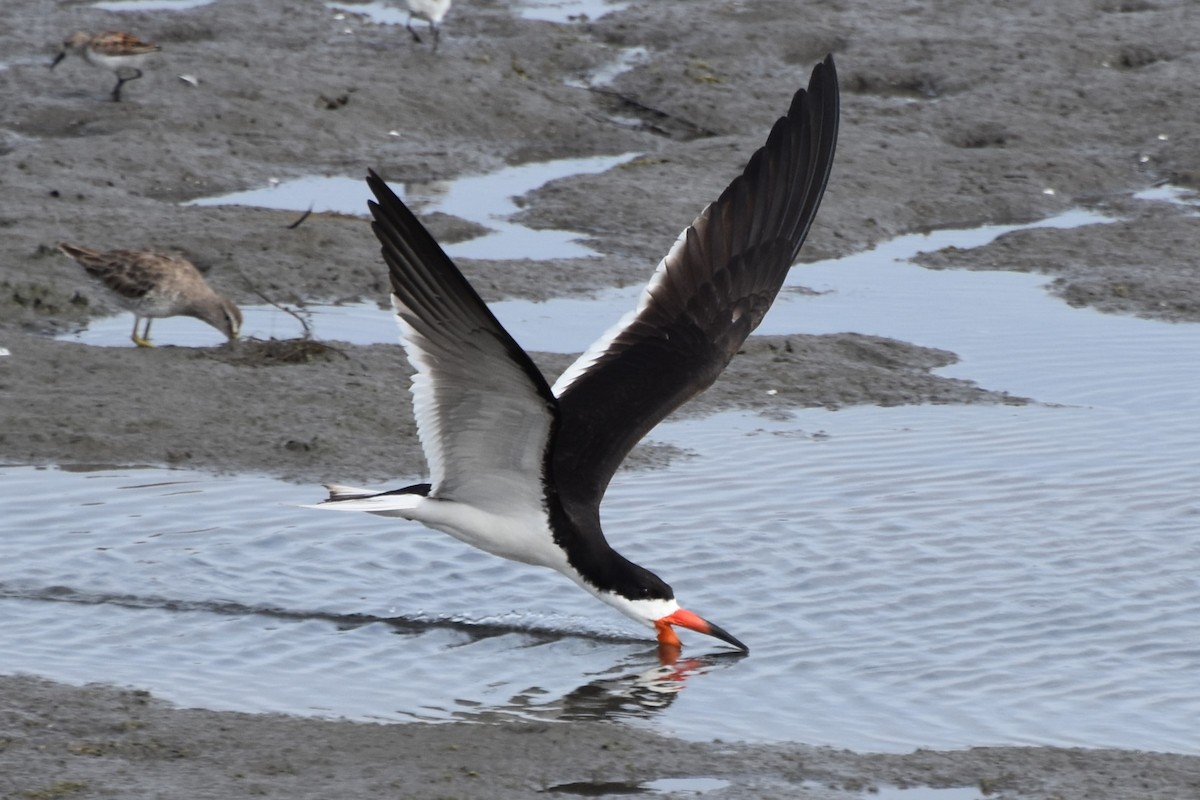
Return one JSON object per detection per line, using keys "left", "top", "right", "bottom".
{"left": 550, "top": 55, "right": 840, "bottom": 512}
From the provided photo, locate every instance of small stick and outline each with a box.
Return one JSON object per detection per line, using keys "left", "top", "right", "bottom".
{"left": 286, "top": 205, "right": 314, "bottom": 230}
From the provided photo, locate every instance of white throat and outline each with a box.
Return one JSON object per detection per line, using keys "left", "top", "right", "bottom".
{"left": 573, "top": 578, "right": 680, "bottom": 629}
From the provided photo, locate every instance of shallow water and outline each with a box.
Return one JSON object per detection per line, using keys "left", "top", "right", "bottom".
{"left": 92, "top": 0, "right": 214, "bottom": 9}
{"left": 585, "top": 46, "right": 649, "bottom": 87}
{"left": 1132, "top": 184, "right": 1200, "bottom": 214}
{"left": 325, "top": 0, "right": 629, "bottom": 26}
{"left": 548, "top": 777, "right": 733, "bottom": 796}
{"left": 184, "top": 152, "right": 638, "bottom": 260}
{"left": 519, "top": 0, "right": 630, "bottom": 23}
{"left": 60, "top": 205, "right": 1110, "bottom": 349}
{"left": 4, "top": 396, "right": 1199, "bottom": 752}
{"left": 17, "top": 199, "right": 1200, "bottom": 752}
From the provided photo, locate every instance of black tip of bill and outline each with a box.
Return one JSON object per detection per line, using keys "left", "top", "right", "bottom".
{"left": 706, "top": 619, "right": 750, "bottom": 654}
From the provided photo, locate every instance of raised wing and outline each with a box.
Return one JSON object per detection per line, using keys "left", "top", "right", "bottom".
{"left": 366, "top": 172, "right": 558, "bottom": 516}
{"left": 550, "top": 55, "right": 840, "bottom": 511}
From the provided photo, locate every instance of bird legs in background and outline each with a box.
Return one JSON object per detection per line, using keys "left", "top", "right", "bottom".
{"left": 406, "top": 14, "right": 441, "bottom": 52}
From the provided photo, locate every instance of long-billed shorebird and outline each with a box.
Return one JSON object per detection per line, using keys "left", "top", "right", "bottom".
{"left": 59, "top": 243, "right": 242, "bottom": 347}
{"left": 50, "top": 31, "right": 161, "bottom": 102}
{"left": 405, "top": 0, "right": 451, "bottom": 51}
{"left": 312, "top": 56, "right": 839, "bottom": 653}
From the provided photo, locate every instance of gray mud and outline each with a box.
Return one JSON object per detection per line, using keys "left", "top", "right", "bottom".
{"left": 3, "top": 675, "right": 1200, "bottom": 800}
{"left": 2, "top": 0, "right": 1197, "bottom": 482}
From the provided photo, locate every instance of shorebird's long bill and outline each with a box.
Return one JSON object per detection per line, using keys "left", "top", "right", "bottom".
{"left": 656, "top": 609, "right": 749, "bottom": 653}
{"left": 49, "top": 51, "right": 67, "bottom": 69}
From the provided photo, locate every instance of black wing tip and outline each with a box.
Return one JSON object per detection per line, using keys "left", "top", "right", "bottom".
{"left": 794, "top": 52, "right": 840, "bottom": 126}
{"left": 812, "top": 53, "right": 838, "bottom": 93}
{"left": 362, "top": 169, "right": 433, "bottom": 298}
{"left": 365, "top": 169, "right": 397, "bottom": 216}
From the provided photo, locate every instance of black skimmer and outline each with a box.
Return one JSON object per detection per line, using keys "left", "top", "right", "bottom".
{"left": 58, "top": 243, "right": 242, "bottom": 347}
{"left": 313, "top": 55, "right": 839, "bottom": 653}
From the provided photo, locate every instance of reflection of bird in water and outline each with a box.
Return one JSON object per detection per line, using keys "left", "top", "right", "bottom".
{"left": 59, "top": 243, "right": 242, "bottom": 347}
{"left": 556, "top": 657, "right": 715, "bottom": 721}
{"left": 50, "top": 31, "right": 161, "bottom": 102}
{"left": 399, "top": 178, "right": 452, "bottom": 211}
{"left": 312, "top": 56, "right": 840, "bottom": 655}
{"left": 405, "top": 0, "right": 452, "bottom": 51}
{"left": 451, "top": 653, "right": 725, "bottom": 724}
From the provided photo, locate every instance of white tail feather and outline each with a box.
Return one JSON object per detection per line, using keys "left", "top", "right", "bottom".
{"left": 302, "top": 487, "right": 426, "bottom": 519}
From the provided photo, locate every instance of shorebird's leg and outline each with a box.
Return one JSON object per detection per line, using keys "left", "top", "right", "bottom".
{"left": 431, "top": 23, "right": 440, "bottom": 52}
{"left": 406, "top": 13, "right": 423, "bottom": 43}
{"left": 111, "top": 68, "right": 143, "bottom": 102}
{"left": 131, "top": 316, "right": 154, "bottom": 348}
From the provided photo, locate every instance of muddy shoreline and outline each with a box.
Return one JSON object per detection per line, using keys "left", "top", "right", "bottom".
{"left": 2, "top": 0, "right": 1199, "bottom": 797}
{"left": 4, "top": 674, "right": 1200, "bottom": 800}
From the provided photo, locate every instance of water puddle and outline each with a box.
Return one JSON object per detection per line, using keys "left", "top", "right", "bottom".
{"left": 92, "top": 0, "right": 215, "bottom": 10}
{"left": 1132, "top": 183, "right": 1200, "bottom": 213}
{"left": 64, "top": 203, "right": 1117, "bottom": 349}
{"left": 184, "top": 152, "right": 638, "bottom": 260}
{"left": 871, "top": 787, "right": 986, "bottom": 800}
{"left": 70, "top": 152, "right": 644, "bottom": 345}
{"left": 56, "top": 299, "right": 384, "bottom": 349}
{"left": 567, "top": 46, "right": 650, "bottom": 91}
{"left": 520, "top": 0, "right": 630, "bottom": 23}
{"left": 546, "top": 777, "right": 730, "bottom": 795}
{"left": 326, "top": 0, "right": 629, "bottom": 26}
{"left": 590, "top": 47, "right": 648, "bottom": 86}
{"left": 4, "top": 380, "right": 1200, "bottom": 752}
{"left": 326, "top": 1, "right": 407, "bottom": 26}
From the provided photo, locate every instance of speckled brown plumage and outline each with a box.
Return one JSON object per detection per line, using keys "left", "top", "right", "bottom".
{"left": 59, "top": 243, "right": 242, "bottom": 347}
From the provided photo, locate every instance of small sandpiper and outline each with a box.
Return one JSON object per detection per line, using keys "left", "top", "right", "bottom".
{"left": 50, "top": 31, "right": 161, "bottom": 102}
{"left": 405, "top": 0, "right": 452, "bottom": 51}
{"left": 59, "top": 243, "right": 242, "bottom": 347}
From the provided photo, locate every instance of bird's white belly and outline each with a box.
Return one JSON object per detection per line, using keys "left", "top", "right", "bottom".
{"left": 411, "top": 498, "right": 566, "bottom": 570}
{"left": 85, "top": 51, "right": 153, "bottom": 73}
